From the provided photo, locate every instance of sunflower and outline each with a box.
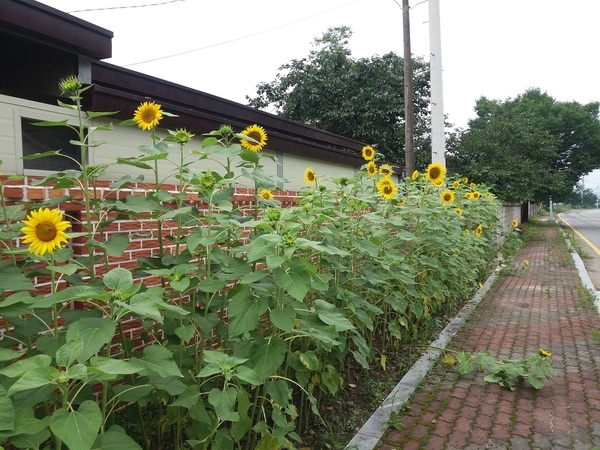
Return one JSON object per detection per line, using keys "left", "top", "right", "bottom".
{"left": 425, "top": 162, "right": 446, "bottom": 185}
{"left": 170, "top": 128, "right": 194, "bottom": 144}
{"left": 240, "top": 124, "right": 268, "bottom": 152}
{"left": 133, "top": 101, "right": 163, "bottom": 131}
{"left": 366, "top": 161, "right": 378, "bottom": 177}
{"left": 361, "top": 145, "right": 375, "bottom": 161}
{"left": 379, "top": 164, "right": 394, "bottom": 178}
{"left": 452, "top": 180, "right": 460, "bottom": 189}
{"left": 440, "top": 190, "right": 455, "bottom": 204}
{"left": 304, "top": 167, "right": 317, "bottom": 185}
{"left": 472, "top": 191, "right": 481, "bottom": 199}
{"left": 475, "top": 225, "right": 483, "bottom": 238}
{"left": 538, "top": 348, "right": 551, "bottom": 358}
{"left": 21, "top": 208, "right": 71, "bottom": 256}
{"left": 411, "top": 170, "right": 419, "bottom": 181}
{"left": 465, "top": 192, "right": 473, "bottom": 199}
{"left": 376, "top": 177, "right": 398, "bottom": 200}
{"left": 455, "top": 207, "right": 463, "bottom": 215}
{"left": 511, "top": 219, "right": 519, "bottom": 228}
{"left": 259, "top": 189, "right": 274, "bottom": 200}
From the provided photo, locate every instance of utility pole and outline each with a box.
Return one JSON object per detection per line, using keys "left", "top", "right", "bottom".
{"left": 402, "top": 0, "right": 415, "bottom": 176}
{"left": 429, "top": 0, "right": 445, "bottom": 165}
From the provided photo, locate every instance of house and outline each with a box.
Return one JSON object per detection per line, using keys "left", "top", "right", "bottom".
{"left": 0, "top": 0, "right": 367, "bottom": 190}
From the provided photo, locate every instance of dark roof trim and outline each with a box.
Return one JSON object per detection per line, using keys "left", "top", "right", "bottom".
{"left": 89, "top": 61, "right": 366, "bottom": 166}
{"left": 0, "top": 0, "right": 112, "bottom": 59}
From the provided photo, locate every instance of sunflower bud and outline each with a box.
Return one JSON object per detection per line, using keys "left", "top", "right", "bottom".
{"left": 59, "top": 75, "right": 83, "bottom": 95}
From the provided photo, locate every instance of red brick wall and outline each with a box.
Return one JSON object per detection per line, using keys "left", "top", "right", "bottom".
{"left": 0, "top": 175, "right": 302, "bottom": 344}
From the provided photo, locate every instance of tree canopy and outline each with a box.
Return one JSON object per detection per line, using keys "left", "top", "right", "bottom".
{"left": 246, "top": 26, "right": 432, "bottom": 167}
{"left": 447, "top": 89, "right": 600, "bottom": 203}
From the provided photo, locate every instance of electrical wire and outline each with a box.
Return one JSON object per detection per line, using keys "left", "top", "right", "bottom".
{"left": 118, "top": 0, "right": 361, "bottom": 67}
{"left": 68, "top": 0, "right": 185, "bottom": 14}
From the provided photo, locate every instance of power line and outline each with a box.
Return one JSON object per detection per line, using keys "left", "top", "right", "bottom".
{"left": 122, "top": 0, "right": 361, "bottom": 67}
{"left": 68, "top": 0, "right": 185, "bottom": 14}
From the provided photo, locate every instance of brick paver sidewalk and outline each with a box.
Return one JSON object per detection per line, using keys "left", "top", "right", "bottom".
{"left": 375, "top": 220, "right": 600, "bottom": 449}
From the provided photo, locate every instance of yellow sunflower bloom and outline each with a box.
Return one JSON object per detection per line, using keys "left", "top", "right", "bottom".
{"left": 511, "top": 219, "right": 519, "bottom": 228}
{"left": 259, "top": 189, "right": 274, "bottom": 200}
{"left": 440, "top": 190, "right": 455, "bottom": 204}
{"left": 133, "top": 101, "right": 163, "bottom": 131}
{"left": 455, "top": 207, "right": 463, "bottom": 215}
{"left": 425, "top": 162, "right": 446, "bottom": 185}
{"left": 452, "top": 180, "right": 460, "bottom": 189}
{"left": 361, "top": 145, "right": 375, "bottom": 161}
{"left": 441, "top": 354, "right": 457, "bottom": 366}
{"left": 465, "top": 192, "right": 473, "bottom": 199}
{"left": 472, "top": 191, "right": 481, "bottom": 199}
{"left": 379, "top": 164, "right": 394, "bottom": 178}
{"left": 240, "top": 124, "right": 268, "bottom": 152}
{"left": 21, "top": 208, "right": 71, "bottom": 256}
{"left": 538, "top": 348, "right": 551, "bottom": 357}
{"left": 463, "top": 177, "right": 469, "bottom": 183}
{"left": 411, "top": 170, "right": 420, "bottom": 180}
{"left": 432, "top": 178, "right": 444, "bottom": 187}
{"left": 475, "top": 225, "right": 483, "bottom": 238}
{"left": 376, "top": 177, "right": 398, "bottom": 200}
{"left": 366, "top": 161, "right": 378, "bottom": 177}
{"left": 304, "top": 167, "right": 317, "bottom": 185}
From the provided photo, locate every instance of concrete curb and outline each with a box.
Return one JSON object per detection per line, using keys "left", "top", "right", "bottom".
{"left": 344, "top": 264, "right": 502, "bottom": 449}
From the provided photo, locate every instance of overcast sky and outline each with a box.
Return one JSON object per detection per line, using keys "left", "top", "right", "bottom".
{"left": 38, "top": 0, "right": 600, "bottom": 189}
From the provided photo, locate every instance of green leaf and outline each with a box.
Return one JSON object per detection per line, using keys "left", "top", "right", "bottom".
{"left": 96, "top": 234, "right": 130, "bottom": 257}
{"left": 115, "top": 195, "right": 164, "bottom": 213}
{"left": 455, "top": 352, "right": 475, "bottom": 375}
{"left": 272, "top": 267, "right": 311, "bottom": 301}
{"left": 92, "top": 428, "right": 143, "bottom": 449}
{"left": 0, "top": 354, "right": 52, "bottom": 378}
{"left": 7, "top": 366, "right": 58, "bottom": 395}
{"left": 197, "top": 278, "right": 228, "bottom": 293}
{"left": 135, "top": 345, "right": 183, "bottom": 378}
{"left": 0, "top": 385, "right": 14, "bottom": 431}
{"left": 230, "top": 389, "right": 252, "bottom": 442}
{"left": 34, "top": 286, "right": 107, "bottom": 308}
{"left": 208, "top": 387, "right": 239, "bottom": 422}
{"left": 89, "top": 357, "right": 141, "bottom": 375}
{"left": 227, "top": 285, "right": 268, "bottom": 337}
{"left": 0, "top": 348, "right": 25, "bottom": 363}
{"left": 255, "top": 431, "right": 279, "bottom": 450}
{"left": 269, "top": 304, "right": 296, "bottom": 332}
{"left": 103, "top": 267, "right": 134, "bottom": 292}
{"left": 264, "top": 379, "right": 290, "bottom": 407}
{"left": 249, "top": 336, "right": 286, "bottom": 381}
{"left": 170, "top": 384, "right": 200, "bottom": 408}
{"left": 50, "top": 401, "right": 102, "bottom": 450}
{"left": 56, "top": 336, "right": 84, "bottom": 368}
{"left": 0, "top": 262, "right": 34, "bottom": 292}
{"left": 66, "top": 318, "right": 116, "bottom": 363}
{"left": 233, "top": 366, "right": 263, "bottom": 386}
{"left": 314, "top": 299, "right": 355, "bottom": 332}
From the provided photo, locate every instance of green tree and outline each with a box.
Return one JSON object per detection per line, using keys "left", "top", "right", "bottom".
{"left": 246, "top": 26, "right": 432, "bottom": 167}
{"left": 567, "top": 183, "right": 598, "bottom": 207}
{"left": 448, "top": 89, "right": 600, "bottom": 203}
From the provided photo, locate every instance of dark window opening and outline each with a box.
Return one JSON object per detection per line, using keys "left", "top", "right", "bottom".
{"left": 21, "top": 118, "right": 83, "bottom": 171}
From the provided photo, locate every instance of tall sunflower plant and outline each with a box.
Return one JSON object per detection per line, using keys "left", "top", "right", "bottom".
{"left": 0, "top": 75, "right": 505, "bottom": 450}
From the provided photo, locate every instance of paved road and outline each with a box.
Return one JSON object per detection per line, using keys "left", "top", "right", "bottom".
{"left": 558, "top": 208, "right": 600, "bottom": 290}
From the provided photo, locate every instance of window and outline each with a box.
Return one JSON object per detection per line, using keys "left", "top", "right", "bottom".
{"left": 21, "top": 118, "right": 83, "bottom": 171}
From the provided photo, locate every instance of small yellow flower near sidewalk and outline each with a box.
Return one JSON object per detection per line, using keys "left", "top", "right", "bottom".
{"left": 523, "top": 259, "right": 529, "bottom": 266}
{"left": 441, "top": 354, "right": 457, "bottom": 365}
